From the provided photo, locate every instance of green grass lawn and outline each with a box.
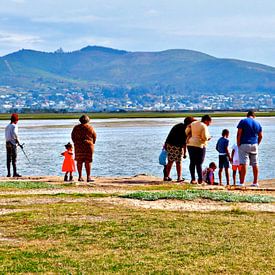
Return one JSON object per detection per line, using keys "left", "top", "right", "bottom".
{"left": 0, "top": 196, "right": 274, "bottom": 273}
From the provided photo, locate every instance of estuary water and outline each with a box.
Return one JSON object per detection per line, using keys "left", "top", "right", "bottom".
{"left": 0, "top": 117, "right": 274, "bottom": 182}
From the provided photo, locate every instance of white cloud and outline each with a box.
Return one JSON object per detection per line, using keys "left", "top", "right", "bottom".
{"left": 0, "top": 31, "right": 43, "bottom": 44}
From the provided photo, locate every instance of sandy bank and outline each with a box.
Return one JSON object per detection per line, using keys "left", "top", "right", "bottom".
{"left": 0, "top": 175, "right": 274, "bottom": 213}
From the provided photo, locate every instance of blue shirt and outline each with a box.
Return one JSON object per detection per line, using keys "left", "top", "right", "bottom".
{"left": 216, "top": 137, "right": 229, "bottom": 154}
{"left": 237, "top": 117, "right": 262, "bottom": 144}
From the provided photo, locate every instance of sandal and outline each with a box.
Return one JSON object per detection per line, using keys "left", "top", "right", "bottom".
{"left": 164, "top": 177, "right": 172, "bottom": 181}
{"left": 177, "top": 177, "right": 185, "bottom": 182}
{"left": 87, "top": 178, "right": 94, "bottom": 183}
{"left": 78, "top": 177, "right": 84, "bottom": 182}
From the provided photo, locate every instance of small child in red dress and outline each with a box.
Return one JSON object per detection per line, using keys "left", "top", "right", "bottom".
{"left": 61, "top": 142, "right": 76, "bottom": 181}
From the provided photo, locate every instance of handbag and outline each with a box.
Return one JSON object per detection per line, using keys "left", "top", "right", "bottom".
{"left": 159, "top": 148, "right": 167, "bottom": 165}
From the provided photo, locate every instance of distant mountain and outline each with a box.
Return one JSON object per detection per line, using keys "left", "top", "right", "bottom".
{"left": 0, "top": 45, "right": 275, "bottom": 94}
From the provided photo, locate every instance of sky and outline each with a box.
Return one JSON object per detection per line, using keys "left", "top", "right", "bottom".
{"left": 0, "top": 0, "right": 275, "bottom": 66}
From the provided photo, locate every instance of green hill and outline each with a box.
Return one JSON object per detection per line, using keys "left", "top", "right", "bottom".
{"left": 0, "top": 46, "right": 275, "bottom": 94}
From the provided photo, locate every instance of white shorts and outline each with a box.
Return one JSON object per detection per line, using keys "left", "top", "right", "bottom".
{"left": 238, "top": 144, "right": 258, "bottom": 166}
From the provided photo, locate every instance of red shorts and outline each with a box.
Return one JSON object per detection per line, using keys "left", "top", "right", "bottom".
{"left": 232, "top": 165, "right": 241, "bottom": 171}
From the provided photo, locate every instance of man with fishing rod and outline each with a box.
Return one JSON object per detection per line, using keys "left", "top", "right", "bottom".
{"left": 5, "top": 113, "right": 25, "bottom": 177}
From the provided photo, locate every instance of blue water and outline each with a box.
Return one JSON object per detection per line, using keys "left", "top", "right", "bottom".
{"left": 0, "top": 117, "right": 274, "bottom": 182}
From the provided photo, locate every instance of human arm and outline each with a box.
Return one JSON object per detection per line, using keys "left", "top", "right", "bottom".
{"left": 237, "top": 128, "right": 242, "bottom": 147}
{"left": 231, "top": 149, "right": 235, "bottom": 164}
{"left": 92, "top": 130, "right": 97, "bottom": 144}
{"left": 258, "top": 131, "right": 262, "bottom": 145}
{"left": 226, "top": 146, "right": 231, "bottom": 162}
{"left": 201, "top": 124, "right": 211, "bottom": 143}
{"left": 183, "top": 144, "right": 187, "bottom": 159}
{"left": 12, "top": 125, "right": 20, "bottom": 145}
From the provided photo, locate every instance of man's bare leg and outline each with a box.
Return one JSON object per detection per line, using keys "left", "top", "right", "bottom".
{"left": 252, "top": 165, "right": 259, "bottom": 184}
{"left": 240, "top": 164, "right": 247, "bottom": 184}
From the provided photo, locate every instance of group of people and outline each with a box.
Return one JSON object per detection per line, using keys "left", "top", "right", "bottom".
{"left": 5, "top": 111, "right": 262, "bottom": 187}
{"left": 5, "top": 114, "right": 97, "bottom": 182}
{"left": 163, "top": 111, "right": 263, "bottom": 187}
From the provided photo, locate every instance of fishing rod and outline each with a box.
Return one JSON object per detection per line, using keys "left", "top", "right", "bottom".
{"left": 18, "top": 143, "right": 31, "bottom": 164}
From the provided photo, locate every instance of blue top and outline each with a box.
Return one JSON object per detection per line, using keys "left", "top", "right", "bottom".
{"left": 216, "top": 137, "right": 229, "bottom": 154}
{"left": 237, "top": 117, "right": 262, "bottom": 144}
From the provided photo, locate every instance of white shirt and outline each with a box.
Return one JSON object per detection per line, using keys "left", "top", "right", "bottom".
{"left": 231, "top": 144, "right": 239, "bottom": 165}
{"left": 5, "top": 123, "right": 19, "bottom": 145}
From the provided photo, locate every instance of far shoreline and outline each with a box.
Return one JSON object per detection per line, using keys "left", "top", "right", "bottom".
{"left": 0, "top": 111, "right": 275, "bottom": 120}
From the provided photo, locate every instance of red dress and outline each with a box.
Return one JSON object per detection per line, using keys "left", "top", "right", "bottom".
{"left": 62, "top": 149, "right": 76, "bottom": 172}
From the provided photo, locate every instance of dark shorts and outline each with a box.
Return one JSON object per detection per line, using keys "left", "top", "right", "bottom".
{"left": 219, "top": 155, "right": 229, "bottom": 169}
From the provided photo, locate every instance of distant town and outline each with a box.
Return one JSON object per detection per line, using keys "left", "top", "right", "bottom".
{"left": 0, "top": 85, "right": 274, "bottom": 113}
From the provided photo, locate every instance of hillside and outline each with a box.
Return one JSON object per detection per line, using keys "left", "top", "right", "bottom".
{"left": 0, "top": 46, "right": 275, "bottom": 94}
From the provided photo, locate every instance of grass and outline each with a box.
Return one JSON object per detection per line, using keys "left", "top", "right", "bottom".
{"left": 121, "top": 190, "right": 275, "bottom": 203}
{"left": 0, "top": 199, "right": 274, "bottom": 273}
{"left": 0, "top": 111, "right": 274, "bottom": 120}
{"left": 0, "top": 181, "right": 59, "bottom": 190}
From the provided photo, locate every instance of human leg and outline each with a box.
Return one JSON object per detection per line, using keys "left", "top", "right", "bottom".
{"left": 77, "top": 161, "right": 84, "bottom": 181}
{"left": 252, "top": 165, "right": 259, "bottom": 184}
{"left": 85, "top": 161, "right": 92, "bottom": 181}
{"left": 6, "top": 143, "right": 12, "bottom": 177}
{"left": 64, "top": 172, "right": 68, "bottom": 181}
{"left": 225, "top": 167, "right": 230, "bottom": 185}
{"left": 239, "top": 164, "right": 247, "bottom": 184}
{"left": 238, "top": 145, "right": 249, "bottom": 184}
{"left": 196, "top": 147, "right": 205, "bottom": 184}
{"left": 187, "top": 146, "right": 196, "bottom": 182}
{"left": 176, "top": 161, "right": 183, "bottom": 181}
{"left": 11, "top": 145, "right": 20, "bottom": 177}
{"left": 218, "top": 168, "right": 223, "bottom": 185}
{"left": 232, "top": 169, "right": 237, "bottom": 185}
{"left": 165, "top": 160, "right": 173, "bottom": 180}
{"left": 249, "top": 146, "right": 259, "bottom": 185}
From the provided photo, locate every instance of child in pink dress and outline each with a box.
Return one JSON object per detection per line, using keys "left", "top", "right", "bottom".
{"left": 61, "top": 142, "right": 76, "bottom": 181}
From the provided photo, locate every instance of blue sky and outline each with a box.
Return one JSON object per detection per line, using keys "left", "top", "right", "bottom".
{"left": 1, "top": 0, "right": 275, "bottom": 66}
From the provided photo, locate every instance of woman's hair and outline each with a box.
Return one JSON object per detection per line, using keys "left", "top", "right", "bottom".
{"left": 201, "top": 115, "right": 212, "bottom": 123}
{"left": 184, "top": 116, "right": 195, "bottom": 125}
{"left": 79, "top": 115, "right": 90, "bottom": 124}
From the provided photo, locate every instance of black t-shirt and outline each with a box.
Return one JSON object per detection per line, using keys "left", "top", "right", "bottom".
{"left": 165, "top": 123, "right": 187, "bottom": 147}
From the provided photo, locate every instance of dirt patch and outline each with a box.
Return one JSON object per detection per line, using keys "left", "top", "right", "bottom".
{"left": 0, "top": 209, "right": 27, "bottom": 216}
{"left": 98, "top": 197, "right": 275, "bottom": 213}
